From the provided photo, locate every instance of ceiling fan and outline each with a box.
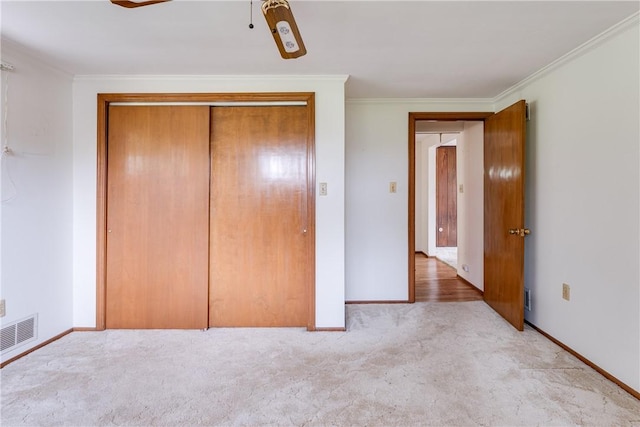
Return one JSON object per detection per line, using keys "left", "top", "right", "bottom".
{"left": 110, "top": 0, "right": 306, "bottom": 59}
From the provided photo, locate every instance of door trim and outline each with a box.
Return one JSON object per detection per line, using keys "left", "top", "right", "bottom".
{"left": 97, "top": 92, "right": 317, "bottom": 330}
{"left": 408, "top": 112, "right": 493, "bottom": 302}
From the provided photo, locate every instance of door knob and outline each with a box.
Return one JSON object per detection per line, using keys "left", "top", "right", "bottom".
{"left": 509, "top": 228, "right": 530, "bottom": 237}
{"left": 438, "top": 227, "right": 443, "bottom": 232}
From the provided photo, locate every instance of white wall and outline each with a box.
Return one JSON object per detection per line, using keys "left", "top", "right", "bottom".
{"left": 496, "top": 16, "right": 640, "bottom": 391}
{"left": 345, "top": 16, "right": 639, "bottom": 392}
{"left": 345, "top": 100, "right": 493, "bottom": 301}
{"left": 72, "top": 75, "right": 348, "bottom": 329}
{"left": 415, "top": 133, "right": 437, "bottom": 253}
{"left": 0, "top": 42, "right": 74, "bottom": 363}
{"left": 456, "top": 121, "right": 484, "bottom": 289}
{"left": 427, "top": 144, "right": 436, "bottom": 255}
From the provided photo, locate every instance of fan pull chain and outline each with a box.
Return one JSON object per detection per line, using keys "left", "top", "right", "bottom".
{"left": 249, "top": 0, "right": 254, "bottom": 29}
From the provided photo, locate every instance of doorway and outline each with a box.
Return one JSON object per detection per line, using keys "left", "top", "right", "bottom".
{"left": 408, "top": 112, "right": 491, "bottom": 304}
{"left": 408, "top": 102, "right": 528, "bottom": 330}
{"left": 96, "top": 93, "right": 317, "bottom": 330}
{"left": 432, "top": 134, "right": 460, "bottom": 270}
{"left": 413, "top": 120, "right": 485, "bottom": 302}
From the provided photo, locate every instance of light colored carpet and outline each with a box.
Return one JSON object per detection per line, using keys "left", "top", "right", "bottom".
{"left": 1, "top": 302, "right": 639, "bottom": 426}
{"left": 433, "top": 247, "right": 457, "bottom": 270}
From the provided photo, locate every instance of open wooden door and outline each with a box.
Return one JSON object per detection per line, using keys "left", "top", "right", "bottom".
{"left": 483, "top": 100, "right": 528, "bottom": 331}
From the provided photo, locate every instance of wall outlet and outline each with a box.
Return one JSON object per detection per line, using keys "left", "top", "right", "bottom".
{"left": 461, "top": 264, "right": 469, "bottom": 272}
{"left": 562, "top": 283, "right": 570, "bottom": 301}
{"left": 524, "top": 288, "right": 531, "bottom": 311}
{"left": 0, "top": 299, "right": 5, "bottom": 317}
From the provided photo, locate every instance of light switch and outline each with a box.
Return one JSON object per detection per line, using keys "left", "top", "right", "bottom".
{"left": 390, "top": 182, "right": 397, "bottom": 193}
{"left": 459, "top": 184, "right": 464, "bottom": 193}
{"left": 319, "top": 182, "right": 328, "bottom": 196}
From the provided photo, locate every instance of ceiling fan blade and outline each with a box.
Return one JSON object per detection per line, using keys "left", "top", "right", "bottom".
{"left": 111, "top": 0, "right": 170, "bottom": 8}
{"left": 262, "top": 0, "right": 306, "bottom": 59}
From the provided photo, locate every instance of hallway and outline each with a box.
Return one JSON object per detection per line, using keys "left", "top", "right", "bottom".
{"left": 415, "top": 253, "right": 483, "bottom": 302}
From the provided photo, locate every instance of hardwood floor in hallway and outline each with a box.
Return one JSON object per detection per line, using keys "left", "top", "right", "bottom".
{"left": 415, "top": 253, "right": 483, "bottom": 302}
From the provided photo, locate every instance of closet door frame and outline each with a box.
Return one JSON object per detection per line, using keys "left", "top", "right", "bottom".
{"left": 96, "top": 92, "right": 317, "bottom": 331}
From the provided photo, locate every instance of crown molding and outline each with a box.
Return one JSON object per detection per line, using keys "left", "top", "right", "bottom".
{"left": 345, "top": 98, "right": 493, "bottom": 105}
{"left": 493, "top": 11, "right": 639, "bottom": 105}
{"left": 346, "top": 12, "right": 639, "bottom": 109}
{"left": 73, "top": 74, "right": 350, "bottom": 83}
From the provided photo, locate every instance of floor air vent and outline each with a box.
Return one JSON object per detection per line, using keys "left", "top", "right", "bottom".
{"left": 1, "top": 314, "right": 38, "bottom": 353}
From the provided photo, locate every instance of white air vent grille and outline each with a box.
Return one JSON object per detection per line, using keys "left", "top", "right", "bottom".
{"left": 1, "top": 325, "right": 15, "bottom": 351}
{"left": 0, "top": 314, "right": 38, "bottom": 353}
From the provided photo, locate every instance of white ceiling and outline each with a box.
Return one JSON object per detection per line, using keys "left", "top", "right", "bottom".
{"left": 2, "top": 1, "right": 638, "bottom": 98}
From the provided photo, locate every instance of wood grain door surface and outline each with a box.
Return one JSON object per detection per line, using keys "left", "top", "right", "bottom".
{"left": 106, "top": 106, "right": 210, "bottom": 329}
{"left": 209, "top": 106, "right": 309, "bottom": 327}
{"left": 483, "top": 100, "right": 527, "bottom": 331}
{"left": 436, "top": 146, "right": 457, "bottom": 247}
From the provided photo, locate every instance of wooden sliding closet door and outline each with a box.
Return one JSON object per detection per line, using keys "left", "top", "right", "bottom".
{"left": 209, "top": 106, "right": 310, "bottom": 327}
{"left": 106, "top": 106, "right": 210, "bottom": 329}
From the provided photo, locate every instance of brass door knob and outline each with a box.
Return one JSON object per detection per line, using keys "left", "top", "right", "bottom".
{"left": 509, "top": 228, "right": 531, "bottom": 237}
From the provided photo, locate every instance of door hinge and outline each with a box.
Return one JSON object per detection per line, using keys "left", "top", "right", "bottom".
{"left": 525, "top": 103, "right": 530, "bottom": 121}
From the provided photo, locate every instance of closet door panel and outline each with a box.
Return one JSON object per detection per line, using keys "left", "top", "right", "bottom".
{"left": 106, "top": 106, "right": 210, "bottom": 329}
{"left": 209, "top": 106, "right": 309, "bottom": 327}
